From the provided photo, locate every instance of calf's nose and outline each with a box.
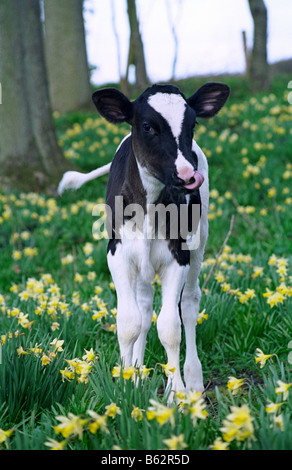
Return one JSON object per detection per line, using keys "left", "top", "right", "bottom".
{"left": 177, "top": 166, "right": 195, "bottom": 184}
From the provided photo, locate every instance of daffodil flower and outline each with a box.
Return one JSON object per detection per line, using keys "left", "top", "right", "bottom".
{"left": 131, "top": 406, "right": 144, "bottom": 422}
{"left": 54, "top": 413, "right": 87, "bottom": 439}
{"left": 87, "top": 410, "right": 109, "bottom": 434}
{"left": 44, "top": 437, "right": 67, "bottom": 450}
{"left": 210, "top": 437, "right": 229, "bottom": 450}
{"left": 163, "top": 434, "right": 187, "bottom": 450}
{"left": 105, "top": 402, "right": 122, "bottom": 418}
{"left": 254, "top": 348, "right": 275, "bottom": 368}
{"left": 227, "top": 376, "right": 245, "bottom": 395}
{"left": 220, "top": 405, "right": 254, "bottom": 444}
{"left": 265, "top": 401, "right": 283, "bottom": 414}
{"left": 275, "top": 380, "right": 292, "bottom": 400}
{"left": 146, "top": 399, "right": 175, "bottom": 426}
{"left": 158, "top": 362, "right": 176, "bottom": 377}
{"left": 0, "top": 428, "right": 14, "bottom": 448}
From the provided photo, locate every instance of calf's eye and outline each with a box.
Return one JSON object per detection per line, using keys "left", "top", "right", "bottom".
{"left": 143, "top": 122, "right": 155, "bottom": 135}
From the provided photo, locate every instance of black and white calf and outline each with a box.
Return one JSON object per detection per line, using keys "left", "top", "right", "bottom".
{"left": 58, "top": 82, "right": 230, "bottom": 397}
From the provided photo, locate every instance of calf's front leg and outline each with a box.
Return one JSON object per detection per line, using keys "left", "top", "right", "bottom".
{"left": 157, "top": 259, "right": 189, "bottom": 399}
{"left": 107, "top": 245, "right": 142, "bottom": 366}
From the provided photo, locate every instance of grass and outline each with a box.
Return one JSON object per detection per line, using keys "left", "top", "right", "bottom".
{"left": 0, "top": 73, "right": 291, "bottom": 450}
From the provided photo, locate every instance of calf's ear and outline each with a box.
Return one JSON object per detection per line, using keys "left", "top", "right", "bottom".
{"left": 187, "top": 82, "right": 230, "bottom": 118}
{"left": 92, "top": 88, "right": 133, "bottom": 124}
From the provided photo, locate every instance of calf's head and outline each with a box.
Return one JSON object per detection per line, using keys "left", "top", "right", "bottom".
{"left": 92, "top": 82, "right": 230, "bottom": 192}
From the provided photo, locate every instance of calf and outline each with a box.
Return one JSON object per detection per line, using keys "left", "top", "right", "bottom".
{"left": 58, "top": 82, "right": 230, "bottom": 398}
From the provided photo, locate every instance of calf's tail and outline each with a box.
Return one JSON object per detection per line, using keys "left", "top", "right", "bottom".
{"left": 57, "top": 162, "right": 111, "bottom": 195}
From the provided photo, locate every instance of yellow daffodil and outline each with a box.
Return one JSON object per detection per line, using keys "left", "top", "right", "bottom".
{"left": 146, "top": 399, "right": 176, "bottom": 426}
{"left": 131, "top": 406, "right": 144, "bottom": 422}
{"left": 105, "top": 402, "right": 122, "bottom": 418}
{"left": 41, "top": 354, "right": 51, "bottom": 366}
{"left": 189, "top": 401, "right": 208, "bottom": 425}
{"left": 163, "top": 434, "right": 187, "bottom": 450}
{"left": 139, "top": 365, "right": 153, "bottom": 379}
{"left": 197, "top": 308, "right": 208, "bottom": 324}
{"left": 211, "top": 437, "right": 229, "bottom": 450}
{"left": 275, "top": 380, "right": 292, "bottom": 400}
{"left": 227, "top": 376, "right": 245, "bottom": 395}
{"left": 221, "top": 405, "right": 254, "bottom": 443}
{"left": 254, "top": 348, "right": 275, "bottom": 368}
{"left": 272, "top": 414, "right": 284, "bottom": 431}
{"left": 54, "top": 413, "right": 87, "bottom": 439}
{"left": 112, "top": 365, "right": 121, "bottom": 377}
{"left": 158, "top": 362, "right": 176, "bottom": 377}
{"left": 50, "top": 338, "right": 64, "bottom": 352}
{"left": 122, "top": 366, "right": 136, "bottom": 380}
{"left": 44, "top": 437, "right": 67, "bottom": 450}
{"left": 0, "top": 428, "right": 14, "bottom": 447}
{"left": 265, "top": 401, "right": 283, "bottom": 414}
{"left": 60, "top": 369, "right": 75, "bottom": 382}
{"left": 87, "top": 410, "right": 109, "bottom": 434}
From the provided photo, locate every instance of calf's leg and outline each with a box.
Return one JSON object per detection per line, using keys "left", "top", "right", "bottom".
{"left": 157, "top": 259, "right": 189, "bottom": 399}
{"left": 132, "top": 277, "right": 154, "bottom": 367}
{"left": 107, "top": 245, "right": 141, "bottom": 366}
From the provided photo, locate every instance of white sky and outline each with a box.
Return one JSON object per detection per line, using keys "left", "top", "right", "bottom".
{"left": 84, "top": 0, "right": 292, "bottom": 85}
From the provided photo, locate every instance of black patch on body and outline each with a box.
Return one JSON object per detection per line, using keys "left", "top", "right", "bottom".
{"left": 106, "top": 137, "right": 202, "bottom": 265}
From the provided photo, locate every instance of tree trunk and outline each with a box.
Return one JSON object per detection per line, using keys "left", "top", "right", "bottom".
{"left": 44, "top": 0, "right": 92, "bottom": 113}
{"left": 0, "top": 0, "right": 73, "bottom": 192}
{"left": 248, "top": 0, "right": 270, "bottom": 92}
{"left": 125, "top": 0, "right": 148, "bottom": 91}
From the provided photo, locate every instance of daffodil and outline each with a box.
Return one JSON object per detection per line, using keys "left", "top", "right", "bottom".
{"left": 221, "top": 405, "right": 254, "bottom": 443}
{"left": 122, "top": 366, "right": 136, "bottom": 380}
{"left": 105, "top": 402, "right": 122, "bottom": 418}
{"left": 210, "top": 437, "right": 229, "bottom": 450}
{"left": 265, "top": 401, "right": 283, "bottom": 414}
{"left": 158, "top": 362, "right": 176, "bottom": 377}
{"left": 163, "top": 434, "right": 187, "bottom": 450}
{"left": 112, "top": 365, "right": 121, "bottom": 377}
{"left": 41, "top": 354, "right": 51, "bottom": 366}
{"left": 0, "top": 428, "right": 14, "bottom": 448}
{"left": 227, "top": 376, "right": 245, "bottom": 395}
{"left": 44, "top": 437, "right": 67, "bottom": 450}
{"left": 60, "top": 368, "right": 75, "bottom": 382}
{"left": 54, "top": 413, "right": 87, "bottom": 439}
{"left": 146, "top": 399, "right": 176, "bottom": 426}
{"left": 197, "top": 308, "right": 208, "bottom": 324}
{"left": 272, "top": 414, "right": 284, "bottom": 431}
{"left": 131, "top": 406, "right": 144, "bottom": 422}
{"left": 275, "top": 380, "right": 292, "bottom": 400}
{"left": 82, "top": 348, "right": 96, "bottom": 362}
{"left": 50, "top": 338, "right": 64, "bottom": 352}
{"left": 87, "top": 410, "right": 109, "bottom": 434}
{"left": 138, "top": 365, "right": 153, "bottom": 379}
{"left": 189, "top": 400, "right": 208, "bottom": 425}
{"left": 254, "top": 348, "right": 275, "bottom": 368}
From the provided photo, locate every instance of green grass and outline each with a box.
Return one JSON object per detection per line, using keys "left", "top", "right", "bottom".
{"left": 0, "top": 73, "right": 291, "bottom": 450}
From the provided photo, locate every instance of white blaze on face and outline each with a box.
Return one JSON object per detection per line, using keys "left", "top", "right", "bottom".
{"left": 147, "top": 93, "right": 194, "bottom": 173}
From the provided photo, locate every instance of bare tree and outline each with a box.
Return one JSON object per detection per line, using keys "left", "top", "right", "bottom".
{"left": 44, "top": 0, "right": 92, "bottom": 112}
{"left": 0, "top": 0, "right": 73, "bottom": 191}
{"left": 165, "top": 0, "right": 184, "bottom": 80}
{"left": 125, "top": 0, "right": 148, "bottom": 91}
{"left": 248, "top": 0, "right": 270, "bottom": 91}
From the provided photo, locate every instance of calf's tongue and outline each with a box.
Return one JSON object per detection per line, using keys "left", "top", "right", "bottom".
{"left": 185, "top": 170, "right": 204, "bottom": 190}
